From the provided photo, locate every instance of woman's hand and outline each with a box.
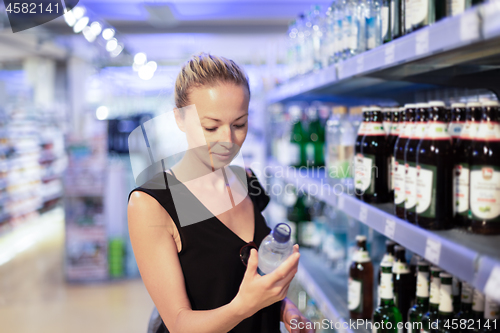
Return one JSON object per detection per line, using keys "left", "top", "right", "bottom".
{"left": 282, "top": 298, "right": 315, "bottom": 333}
{"left": 232, "top": 244, "right": 300, "bottom": 318}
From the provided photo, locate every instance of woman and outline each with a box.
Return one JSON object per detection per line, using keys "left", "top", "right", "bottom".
{"left": 128, "top": 53, "right": 313, "bottom": 333}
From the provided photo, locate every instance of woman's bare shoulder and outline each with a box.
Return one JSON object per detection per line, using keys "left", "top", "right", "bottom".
{"left": 128, "top": 191, "right": 175, "bottom": 232}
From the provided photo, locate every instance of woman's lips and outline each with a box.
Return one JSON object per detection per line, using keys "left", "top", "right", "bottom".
{"left": 211, "top": 151, "right": 233, "bottom": 161}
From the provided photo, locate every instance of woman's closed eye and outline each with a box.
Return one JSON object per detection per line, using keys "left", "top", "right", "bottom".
{"left": 203, "top": 122, "right": 247, "bottom": 132}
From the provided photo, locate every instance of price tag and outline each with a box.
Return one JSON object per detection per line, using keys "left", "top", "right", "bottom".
{"left": 384, "top": 219, "right": 396, "bottom": 239}
{"left": 358, "top": 206, "right": 368, "bottom": 223}
{"left": 337, "top": 63, "right": 344, "bottom": 80}
{"left": 460, "top": 11, "right": 479, "bottom": 42}
{"left": 338, "top": 196, "right": 345, "bottom": 210}
{"left": 384, "top": 43, "right": 395, "bottom": 65}
{"left": 424, "top": 238, "right": 441, "bottom": 265}
{"left": 356, "top": 55, "right": 364, "bottom": 74}
{"left": 484, "top": 266, "right": 500, "bottom": 303}
{"left": 415, "top": 30, "right": 429, "bottom": 56}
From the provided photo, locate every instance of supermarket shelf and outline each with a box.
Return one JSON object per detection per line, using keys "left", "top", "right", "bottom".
{"left": 268, "top": 3, "right": 500, "bottom": 104}
{"left": 296, "top": 249, "right": 370, "bottom": 333}
{"left": 266, "top": 162, "right": 500, "bottom": 303}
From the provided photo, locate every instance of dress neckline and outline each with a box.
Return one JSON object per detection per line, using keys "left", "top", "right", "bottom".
{"left": 164, "top": 168, "right": 257, "bottom": 244}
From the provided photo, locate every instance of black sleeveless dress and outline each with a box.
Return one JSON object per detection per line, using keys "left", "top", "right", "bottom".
{"left": 128, "top": 167, "right": 282, "bottom": 333}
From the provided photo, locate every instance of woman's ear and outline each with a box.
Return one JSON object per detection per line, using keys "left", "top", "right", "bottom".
{"left": 173, "top": 107, "right": 186, "bottom": 133}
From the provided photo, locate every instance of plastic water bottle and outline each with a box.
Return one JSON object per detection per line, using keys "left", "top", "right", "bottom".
{"left": 257, "top": 223, "right": 294, "bottom": 275}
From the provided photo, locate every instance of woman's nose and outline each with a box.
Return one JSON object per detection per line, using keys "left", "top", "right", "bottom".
{"left": 218, "top": 126, "right": 233, "bottom": 146}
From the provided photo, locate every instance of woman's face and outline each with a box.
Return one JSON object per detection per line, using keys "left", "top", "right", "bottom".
{"left": 176, "top": 82, "right": 250, "bottom": 171}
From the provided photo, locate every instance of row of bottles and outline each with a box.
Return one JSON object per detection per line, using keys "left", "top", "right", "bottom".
{"left": 353, "top": 101, "right": 500, "bottom": 234}
{"left": 286, "top": 0, "right": 486, "bottom": 77}
{"left": 349, "top": 236, "right": 499, "bottom": 332}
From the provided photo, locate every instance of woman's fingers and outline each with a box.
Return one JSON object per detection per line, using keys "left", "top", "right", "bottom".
{"left": 245, "top": 248, "right": 258, "bottom": 275}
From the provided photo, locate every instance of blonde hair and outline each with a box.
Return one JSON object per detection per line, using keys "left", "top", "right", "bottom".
{"left": 175, "top": 53, "right": 250, "bottom": 109}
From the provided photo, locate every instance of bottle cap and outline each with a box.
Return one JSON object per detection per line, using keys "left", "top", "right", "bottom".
{"left": 272, "top": 223, "right": 291, "bottom": 243}
{"left": 416, "top": 103, "right": 429, "bottom": 108}
{"left": 451, "top": 103, "right": 465, "bottom": 108}
{"left": 355, "top": 235, "right": 366, "bottom": 242}
{"left": 404, "top": 103, "right": 416, "bottom": 108}
{"left": 429, "top": 101, "right": 446, "bottom": 107}
{"left": 333, "top": 106, "right": 347, "bottom": 115}
{"left": 370, "top": 106, "right": 382, "bottom": 112}
{"left": 440, "top": 272, "right": 452, "bottom": 279}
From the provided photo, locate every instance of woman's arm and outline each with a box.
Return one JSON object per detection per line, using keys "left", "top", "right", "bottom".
{"left": 128, "top": 191, "right": 300, "bottom": 333}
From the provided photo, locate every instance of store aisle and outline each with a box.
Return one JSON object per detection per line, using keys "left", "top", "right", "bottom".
{"left": 0, "top": 208, "right": 154, "bottom": 333}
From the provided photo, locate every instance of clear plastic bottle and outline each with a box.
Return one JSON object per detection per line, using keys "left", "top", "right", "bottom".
{"left": 310, "top": 5, "right": 324, "bottom": 71}
{"left": 343, "top": 0, "right": 360, "bottom": 58}
{"left": 258, "top": 223, "right": 294, "bottom": 275}
{"left": 333, "top": 0, "right": 345, "bottom": 62}
{"left": 303, "top": 11, "right": 315, "bottom": 74}
{"left": 366, "top": 0, "right": 382, "bottom": 50}
{"left": 296, "top": 14, "right": 307, "bottom": 75}
{"left": 286, "top": 20, "right": 298, "bottom": 79}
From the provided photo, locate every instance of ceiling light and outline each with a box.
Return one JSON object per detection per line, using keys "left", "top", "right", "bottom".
{"left": 63, "top": 10, "right": 76, "bottom": 27}
{"left": 96, "top": 106, "right": 109, "bottom": 120}
{"left": 110, "top": 44, "right": 124, "bottom": 57}
{"left": 82, "top": 26, "right": 96, "bottom": 42}
{"left": 73, "top": 16, "right": 89, "bottom": 33}
{"left": 102, "top": 28, "right": 115, "bottom": 40}
{"left": 134, "top": 52, "right": 147, "bottom": 65}
{"left": 106, "top": 38, "right": 118, "bottom": 52}
{"left": 72, "top": 6, "right": 86, "bottom": 20}
{"left": 90, "top": 22, "right": 102, "bottom": 36}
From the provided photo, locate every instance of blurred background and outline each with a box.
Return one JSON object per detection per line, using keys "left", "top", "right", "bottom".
{"left": 1, "top": 0, "right": 500, "bottom": 332}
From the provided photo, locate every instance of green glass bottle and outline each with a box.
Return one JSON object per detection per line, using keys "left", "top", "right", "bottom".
{"left": 349, "top": 235, "right": 374, "bottom": 320}
{"left": 287, "top": 192, "right": 314, "bottom": 248}
{"left": 373, "top": 261, "right": 403, "bottom": 333}
{"left": 408, "top": 260, "right": 430, "bottom": 333}
{"left": 478, "top": 296, "right": 499, "bottom": 333}
{"left": 289, "top": 105, "right": 307, "bottom": 168}
{"left": 454, "top": 282, "right": 473, "bottom": 333}
{"left": 382, "top": 0, "right": 392, "bottom": 43}
{"left": 421, "top": 266, "right": 442, "bottom": 333}
{"left": 470, "top": 289, "right": 485, "bottom": 332}
{"left": 306, "top": 105, "right": 325, "bottom": 168}
{"left": 436, "top": 273, "right": 455, "bottom": 333}
{"left": 393, "top": 245, "right": 414, "bottom": 329}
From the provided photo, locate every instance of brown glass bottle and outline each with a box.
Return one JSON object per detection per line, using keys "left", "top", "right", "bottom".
{"left": 348, "top": 235, "right": 374, "bottom": 320}
{"left": 448, "top": 103, "right": 466, "bottom": 147}
{"left": 394, "top": 104, "right": 415, "bottom": 218}
{"left": 453, "top": 102, "right": 482, "bottom": 228}
{"left": 416, "top": 101, "right": 454, "bottom": 230}
{"left": 392, "top": 245, "right": 414, "bottom": 328}
{"left": 405, "top": 103, "right": 429, "bottom": 223}
{"left": 359, "top": 107, "right": 391, "bottom": 203}
{"left": 355, "top": 108, "right": 371, "bottom": 199}
{"left": 388, "top": 108, "right": 400, "bottom": 202}
{"left": 468, "top": 101, "right": 500, "bottom": 235}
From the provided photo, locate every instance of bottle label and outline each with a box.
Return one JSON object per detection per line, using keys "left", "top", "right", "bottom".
{"left": 390, "top": 156, "right": 395, "bottom": 190}
{"left": 380, "top": 272, "right": 394, "bottom": 299}
{"left": 382, "top": 5, "right": 390, "bottom": 40}
{"left": 424, "top": 121, "right": 451, "bottom": 140}
{"left": 366, "top": 16, "right": 377, "bottom": 50}
{"left": 298, "top": 221, "right": 316, "bottom": 247}
{"left": 484, "top": 296, "right": 500, "bottom": 319}
{"left": 460, "top": 121, "right": 480, "bottom": 140}
{"left": 354, "top": 250, "right": 371, "bottom": 263}
{"left": 354, "top": 153, "right": 375, "bottom": 194}
{"left": 288, "top": 142, "right": 301, "bottom": 166}
{"left": 449, "top": 0, "right": 467, "bottom": 16}
{"left": 430, "top": 279, "right": 441, "bottom": 305}
{"left": 358, "top": 122, "right": 368, "bottom": 136}
{"left": 472, "top": 289, "right": 485, "bottom": 312}
{"left": 416, "top": 163, "right": 437, "bottom": 217}
{"left": 402, "top": 122, "right": 416, "bottom": 139}
{"left": 383, "top": 120, "right": 392, "bottom": 136}
{"left": 350, "top": 16, "right": 358, "bottom": 50}
{"left": 394, "top": 159, "right": 406, "bottom": 205}
{"left": 448, "top": 121, "right": 464, "bottom": 139}
{"left": 470, "top": 165, "right": 500, "bottom": 221}
{"left": 416, "top": 271, "right": 430, "bottom": 298}
{"left": 461, "top": 283, "right": 473, "bottom": 304}
{"left": 391, "top": 123, "right": 400, "bottom": 136}
{"left": 475, "top": 121, "right": 500, "bottom": 141}
{"left": 348, "top": 277, "right": 363, "bottom": 312}
{"left": 404, "top": 161, "right": 418, "bottom": 210}
{"left": 439, "top": 284, "right": 454, "bottom": 313}
{"left": 412, "top": 122, "right": 428, "bottom": 139}
{"left": 454, "top": 163, "right": 470, "bottom": 215}
{"left": 365, "top": 122, "right": 387, "bottom": 136}
{"left": 412, "top": 0, "right": 429, "bottom": 26}
{"left": 393, "top": 261, "right": 411, "bottom": 274}
{"left": 405, "top": 0, "right": 413, "bottom": 31}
